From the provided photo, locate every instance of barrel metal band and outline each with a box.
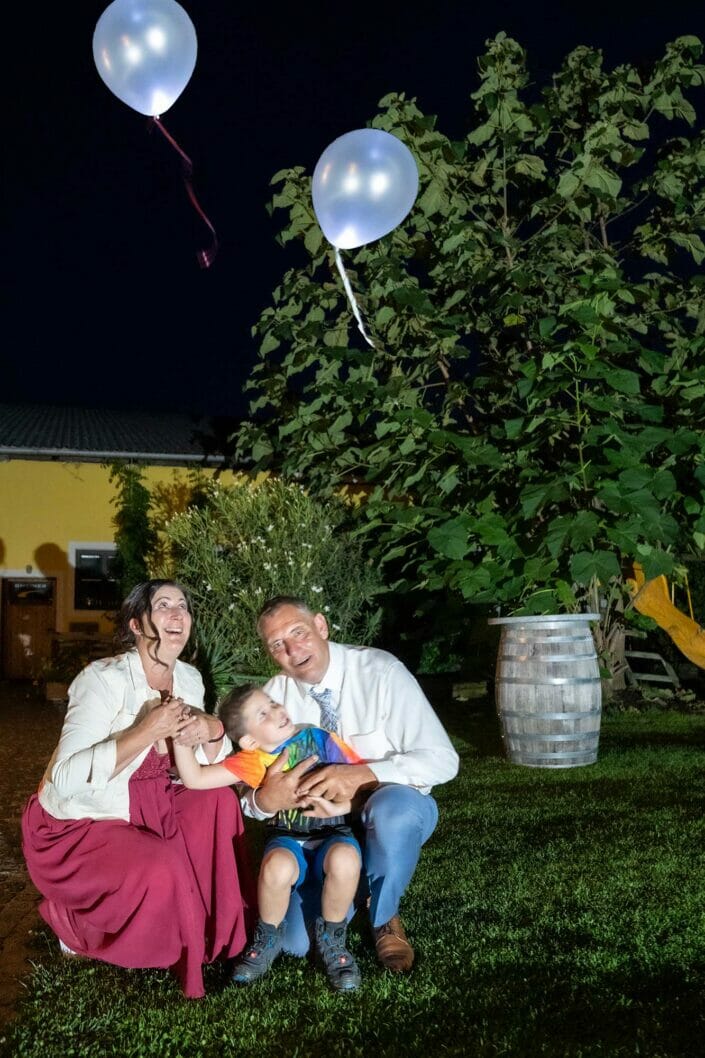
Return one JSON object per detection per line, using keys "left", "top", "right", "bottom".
{"left": 498, "top": 652, "right": 597, "bottom": 663}
{"left": 500, "top": 709, "right": 601, "bottom": 720}
{"left": 505, "top": 731, "right": 600, "bottom": 743}
{"left": 506, "top": 635, "right": 594, "bottom": 644}
{"left": 497, "top": 676, "right": 600, "bottom": 685}
{"left": 509, "top": 749, "right": 597, "bottom": 761}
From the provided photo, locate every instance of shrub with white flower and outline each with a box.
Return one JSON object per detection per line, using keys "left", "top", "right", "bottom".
{"left": 157, "top": 477, "right": 384, "bottom": 706}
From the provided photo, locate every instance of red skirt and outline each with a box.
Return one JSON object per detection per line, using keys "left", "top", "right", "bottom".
{"left": 21, "top": 748, "right": 256, "bottom": 998}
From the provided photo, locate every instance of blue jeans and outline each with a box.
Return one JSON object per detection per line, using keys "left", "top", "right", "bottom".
{"left": 280, "top": 784, "right": 438, "bottom": 956}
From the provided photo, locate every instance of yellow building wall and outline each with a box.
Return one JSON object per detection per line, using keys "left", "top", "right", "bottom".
{"left": 0, "top": 460, "right": 239, "bottom": 636}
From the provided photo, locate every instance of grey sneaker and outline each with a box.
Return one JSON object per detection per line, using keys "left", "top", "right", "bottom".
{"left": 314, "top": 917, "right": 361, "bottom": 992}
{"left": 231, "top": 921, "right": 285, "bottom": 984}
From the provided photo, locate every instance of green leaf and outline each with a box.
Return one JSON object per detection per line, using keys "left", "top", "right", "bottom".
{"left": 557, "top": 171, "right": 581, "bottom": 198}
{"left": 589, "top": 363, "right": 641, "bottom": 395}
{"left": 583, "top": 164, "right": 622, "bottom": 198}
{"left": 570, "top": 550, "right": 621, "bottom": 585}
{"left": 428, "top": 517, "right": 471, "bottom": 560}
{"left": 670, "top": 232, "right": 705, "bottom": 265}
{"left": 375, "top": 306, "right": 395, "bottom": 327}
{"left": 259, "top": 332, "right": 280, "bottom": 356}
{"left": 504, "top": 418, "right": 525, "bottom": 439}
{"left": 303, "top": 225, "right": 323, "bottom": 255}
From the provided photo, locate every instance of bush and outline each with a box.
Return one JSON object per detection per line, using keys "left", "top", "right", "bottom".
{"left": 159, "top": 478, "right": 385, "bottom": 706}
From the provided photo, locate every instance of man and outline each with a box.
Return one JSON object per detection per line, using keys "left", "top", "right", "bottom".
{"left": 243, "top": 595, "right": 459, "bottom": 973}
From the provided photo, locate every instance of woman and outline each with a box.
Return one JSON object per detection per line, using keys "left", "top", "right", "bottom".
{"left": 21, "top": 579, "right": 255, "bottom": 999}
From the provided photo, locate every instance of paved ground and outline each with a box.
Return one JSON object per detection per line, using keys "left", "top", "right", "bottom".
{"left": 0, "top": 680, "right": 65, "bottom": 1028}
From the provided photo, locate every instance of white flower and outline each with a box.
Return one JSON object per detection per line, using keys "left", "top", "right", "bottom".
{"left": 311, "top": 585, "right": 323, "bottom": 593}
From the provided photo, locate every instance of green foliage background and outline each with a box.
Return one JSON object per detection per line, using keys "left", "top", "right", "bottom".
{"left": 157, "top": 478, "right": 384, "bottom": 705}
{"left": 235, "top": 34, "right": 705, "bottom": 632}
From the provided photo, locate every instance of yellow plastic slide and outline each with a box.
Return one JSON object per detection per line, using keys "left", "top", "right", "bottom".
{"left": 627, "top": 564, "right": 705, "bottom": 669}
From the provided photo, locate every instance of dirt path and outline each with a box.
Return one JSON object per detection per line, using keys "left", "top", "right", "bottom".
{"left": 0, "top": 682, "right": 64, "bottom": 1028}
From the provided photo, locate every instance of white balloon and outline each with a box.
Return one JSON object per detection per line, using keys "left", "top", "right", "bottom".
{"left": 312, "top": 129, "right": 419, "bottom": 249}
{"left": 93, "top": 0, "right": 197, "bottom": 117}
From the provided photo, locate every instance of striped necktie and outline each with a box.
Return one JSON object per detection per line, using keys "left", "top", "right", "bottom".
{"left": 309, "top": 687, "right": 338, "bottom": 733}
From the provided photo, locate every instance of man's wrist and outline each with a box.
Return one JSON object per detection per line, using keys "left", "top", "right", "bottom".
{"left": 251, "top": 787, "right": 275, "bottom": 818}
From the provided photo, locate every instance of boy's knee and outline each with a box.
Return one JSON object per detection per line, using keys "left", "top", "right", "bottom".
{"left": 261, "top": 847, "right": 299, "bottom": 888}
{"left": 324, "top": 842, "right": 361, "bottom": 880}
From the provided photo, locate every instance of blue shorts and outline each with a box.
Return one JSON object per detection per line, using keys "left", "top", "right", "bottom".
{"left": 265, "top": 831, "right": 361, "bottom": 890}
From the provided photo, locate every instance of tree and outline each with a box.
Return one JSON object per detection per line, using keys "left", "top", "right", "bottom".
{"left": 235, "top": 34, "right": 705, "bottom": 682}
{"left": 108, "top": 462, "right": 156, "bottom": 599}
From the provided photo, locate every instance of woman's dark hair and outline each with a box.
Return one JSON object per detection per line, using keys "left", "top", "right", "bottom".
{"left": 217, "top": 683, "right": 261, "bottom": 743}
{"left": 114, "top": 579, "right": 195, "bottom": 667}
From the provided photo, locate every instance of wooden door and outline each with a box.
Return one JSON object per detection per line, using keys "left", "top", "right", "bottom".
{"left": 1, "top": 578, "right": 57, "bottom": 679}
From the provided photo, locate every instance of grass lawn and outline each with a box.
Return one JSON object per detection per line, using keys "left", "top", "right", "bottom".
{"left": 4, "top": 696, "right": 704, "bottom": 1058}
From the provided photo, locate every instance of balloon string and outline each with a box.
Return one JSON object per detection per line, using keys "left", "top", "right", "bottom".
{"left": 334, "top": 249, "right": 375, "bottom": 348}
{"left": 151, "top": 117, "right": 218, "bottom": 269}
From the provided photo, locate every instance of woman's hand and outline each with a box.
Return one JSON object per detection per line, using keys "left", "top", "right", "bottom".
{"left": 113, "top": 696, "right": 190, "bottom": 778}
{"left": 136, "top": 696, "right": 189, "bottom": 742}
{"left": 172, "top": 706, "right": 222, "bottom": 749}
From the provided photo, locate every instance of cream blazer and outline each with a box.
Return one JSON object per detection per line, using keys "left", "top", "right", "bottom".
{"left": 37, "top": 651, "right": 227, "bottom": 822}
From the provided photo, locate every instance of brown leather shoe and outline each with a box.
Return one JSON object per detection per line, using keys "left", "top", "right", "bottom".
{"left": 373, "top": 915, "right": 415, "bottom": 972}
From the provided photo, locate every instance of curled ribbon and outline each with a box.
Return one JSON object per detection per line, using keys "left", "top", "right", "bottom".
{"left": 151, "top": 117, "right": 218, "bottom": 269}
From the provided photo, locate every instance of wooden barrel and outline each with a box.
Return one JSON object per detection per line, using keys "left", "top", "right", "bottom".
{"left": 488, "top": 614, "right": 602, "bottom": 768}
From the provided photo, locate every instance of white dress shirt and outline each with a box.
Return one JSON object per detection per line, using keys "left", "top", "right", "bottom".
{"left": 244, "top": 641, "right": 459, "bottom": 819}
{"left": 38, "top": 650, "right": 226, "bottom": 822}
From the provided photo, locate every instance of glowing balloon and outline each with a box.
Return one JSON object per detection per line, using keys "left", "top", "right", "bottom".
{"left": 93, "top": 0, "right": 197, "bottom": 117}
{"left": 312, "top": 128, "right": 419, "bottom": 250}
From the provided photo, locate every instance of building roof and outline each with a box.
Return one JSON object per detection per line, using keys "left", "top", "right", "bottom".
{"left": 0, "top": 403, "right": 233, "bottom": 466}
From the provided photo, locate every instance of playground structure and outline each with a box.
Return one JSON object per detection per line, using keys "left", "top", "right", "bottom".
{"left": 627, "top": 564, "right": 705, "bottom": 671}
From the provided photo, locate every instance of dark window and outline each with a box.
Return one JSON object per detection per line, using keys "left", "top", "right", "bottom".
{"left": 74, "top": 550, "right": 120, "bottom": 611}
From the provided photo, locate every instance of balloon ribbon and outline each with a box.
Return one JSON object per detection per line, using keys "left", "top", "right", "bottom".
{"left": 334, "top": 249, "right": 375, "bottom": 348}
{"left": 152, "top": 117, "right": 218, "bottom": 269}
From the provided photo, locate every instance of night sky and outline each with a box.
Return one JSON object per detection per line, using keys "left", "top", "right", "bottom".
{"left": 5, "top": 1, "right": 702, "bottom": 421}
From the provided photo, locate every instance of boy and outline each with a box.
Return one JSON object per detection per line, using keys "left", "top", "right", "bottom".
{"left": 172, "top": 683, "right": 363, "bottom": 992}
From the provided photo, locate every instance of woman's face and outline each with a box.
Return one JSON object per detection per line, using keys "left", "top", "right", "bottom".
{"left": 131, "top": 585, "right": 192, "bottom": 660}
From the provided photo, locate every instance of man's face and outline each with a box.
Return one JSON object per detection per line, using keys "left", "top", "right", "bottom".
{"left": 259, "top": 604, "right": 330, "bottom": 685}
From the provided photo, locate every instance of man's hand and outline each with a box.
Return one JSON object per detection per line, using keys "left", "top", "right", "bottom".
{"left": 301, "top": 794, "right": 353, "bottom": 818}
{"left": 254, "top": 749, "right": 319, "bottom": 814}
{"left": 295, "top": 763, "right": 377, "bottom": 803}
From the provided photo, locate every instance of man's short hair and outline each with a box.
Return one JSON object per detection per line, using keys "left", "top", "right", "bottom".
{"left": 256, "top": 595, "right": 315, "bottom": 637}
